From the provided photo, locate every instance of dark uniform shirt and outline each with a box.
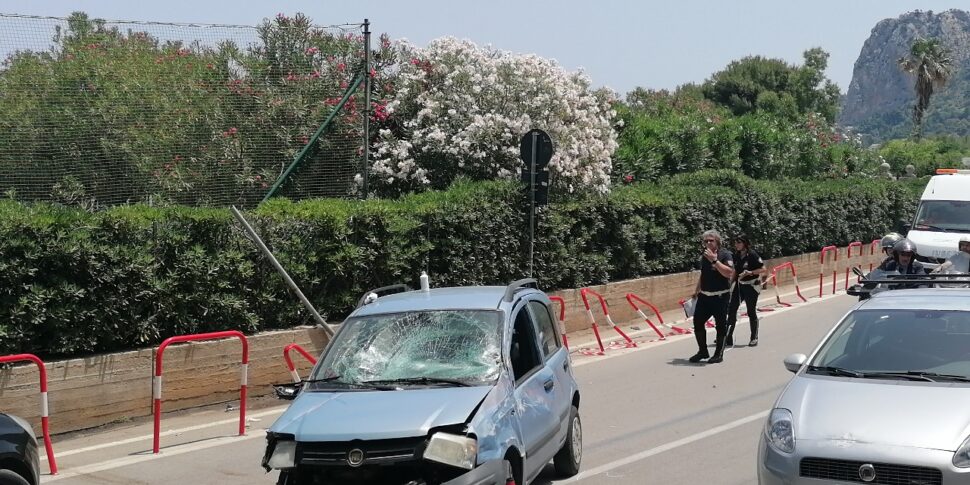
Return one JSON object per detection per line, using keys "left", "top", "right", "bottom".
{"left": 734, "top": 249, "right": 764, "bottom": 283}
{"left": 700, "top": 249, "right": 734, "bottom": 292}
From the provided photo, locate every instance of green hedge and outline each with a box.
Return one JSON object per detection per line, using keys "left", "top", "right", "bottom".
{"left": 0, "top": 172, "right": 923, "bottom": 357}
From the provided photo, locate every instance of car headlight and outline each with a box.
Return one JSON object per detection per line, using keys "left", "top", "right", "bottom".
{"left": 267, "top": 440, "right": 297, "bottom": 469}
{"left": 954, "top": 435, "right": 970, "bottom": 468}
{"left": 424, "top": 432, "right": 477, "bottom": 470}
{"left": 765, "top": 408, "right": 795, "bottom": 454}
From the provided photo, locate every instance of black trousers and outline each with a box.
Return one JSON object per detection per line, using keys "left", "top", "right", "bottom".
{"left": 693, "top": 293, "right": 729, "bottom": 355}
{"left": 727, "top": 284, "right": 760, "bottom": 341}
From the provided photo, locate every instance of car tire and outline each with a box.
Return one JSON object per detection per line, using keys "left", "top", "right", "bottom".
{"left": 553, "top": 405, "right": 582, "bottom": 477}
{"left": 0, "top": 470, "right": 31, "bottom": 485}
{"left": 276, "top": 470, "right": 298, "bottom": 485}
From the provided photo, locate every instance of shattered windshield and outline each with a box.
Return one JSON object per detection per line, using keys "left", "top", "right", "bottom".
{"left": 309, "top": 310, "right": 503, "bottom": 387}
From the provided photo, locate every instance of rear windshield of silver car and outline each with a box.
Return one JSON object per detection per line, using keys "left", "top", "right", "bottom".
{"left": 810, "top": 309, "right": 970, "bottom": 378}
{"left": 310, "top": 310, "right": 504, "bottom": 385}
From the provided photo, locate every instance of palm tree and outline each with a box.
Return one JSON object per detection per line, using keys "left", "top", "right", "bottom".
{"left": 898, "top": 38, "right": 953, "bottom": 140}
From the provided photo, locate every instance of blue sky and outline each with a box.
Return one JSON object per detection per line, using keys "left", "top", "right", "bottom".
{"left": 7, "top": 1, "right": 970, "bottom": 96}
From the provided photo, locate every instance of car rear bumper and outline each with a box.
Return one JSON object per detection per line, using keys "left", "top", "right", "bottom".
{"left": 758, "top": 435, "right": 970, "bottom": 484}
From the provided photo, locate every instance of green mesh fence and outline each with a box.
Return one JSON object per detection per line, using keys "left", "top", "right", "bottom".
{"left": 0, "top": 12, "right": 367, "bottom": 208}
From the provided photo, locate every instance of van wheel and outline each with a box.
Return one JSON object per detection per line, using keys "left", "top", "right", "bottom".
{"left": 553, "top": 405, "right": 582, "bottom": 477}
{"left": 0, "top": 470, "right": 30, "bottom": 485}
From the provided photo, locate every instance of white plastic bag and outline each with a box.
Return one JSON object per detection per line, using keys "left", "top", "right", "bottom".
{"left": 683, "top": 296, "right": 697, "bottom": 318}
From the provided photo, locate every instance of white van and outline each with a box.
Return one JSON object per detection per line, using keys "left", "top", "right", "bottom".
{"left": 904, "top": 169, "right": 970, "bottom": 271}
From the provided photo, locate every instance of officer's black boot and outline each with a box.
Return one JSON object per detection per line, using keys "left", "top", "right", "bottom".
{"left": 725, "top": 324, "right": 735, "bottom": 347}
{"left": 708, "top": 335, "right": 726, "bottom": 364}
{"left": 749, "top": 320, "right": 759, "bottom": 347}
{"left": 689, "top": 327, "right": 710, "bottom": 363}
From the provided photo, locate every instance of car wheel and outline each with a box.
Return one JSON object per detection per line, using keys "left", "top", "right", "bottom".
{"left": 276, "top": 470, "right": 298, "bottom": 485}
{"left": 553, "top": 405, "right": 582, "bottom": 477}
{"left": 0, "top": 470, "right": 31, "bottom": 485}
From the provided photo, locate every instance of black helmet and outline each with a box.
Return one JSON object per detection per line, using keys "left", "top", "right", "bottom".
{"left": 881, "top": 232, "right": 903, "bottom": 250}
{"left": 893, "top": 238, "right": 917, "bottom": 256}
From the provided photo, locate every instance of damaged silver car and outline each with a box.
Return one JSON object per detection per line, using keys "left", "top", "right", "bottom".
{"left": 263, "top": 278, "right": 582, "bottom": 485}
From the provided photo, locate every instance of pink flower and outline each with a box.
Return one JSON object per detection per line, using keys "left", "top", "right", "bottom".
{"left": 336, "top": 62, "right": 346, "bottom": 72}
{"left": 624, "top": 174, "right": 634, "bottom": 183}
{"left": 310, "top": 71, "right": 321, "bottom": 79}
{"left": 340, "top": 80, "right": 349, "bottom": 89}
{"left": 410, "top": 58, "right": 421, "bottom": 65}
{"left": 305, "top": 47, "right": 319, "bottom": 55}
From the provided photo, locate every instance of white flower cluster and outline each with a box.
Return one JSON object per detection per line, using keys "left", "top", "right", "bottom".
{"left": 371, "top": 37, "right": 617, "bottom": 193}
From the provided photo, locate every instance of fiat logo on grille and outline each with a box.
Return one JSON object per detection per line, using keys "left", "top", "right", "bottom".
{"left": 858, "top": 463, "right": 876, "bottom": 482}
{"left": 347, "top": 449, "right": 365, "bottom": 467}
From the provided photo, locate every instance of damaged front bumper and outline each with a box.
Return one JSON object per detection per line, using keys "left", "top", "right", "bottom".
{"left": 442, "top": 460, "right": 507, "bottom": 485}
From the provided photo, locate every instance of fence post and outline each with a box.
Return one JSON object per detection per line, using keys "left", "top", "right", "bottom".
{"left": 548, "top": 296, "right": 569, "bottom": 350}
{"left": 819, "top": 246, "right": 839, "bottom": 297}
{"left": 283, "top": 344, "right": 318, "bottom": 383}
{"left": 845, "top": 242, "right": 863, "bottom": 290}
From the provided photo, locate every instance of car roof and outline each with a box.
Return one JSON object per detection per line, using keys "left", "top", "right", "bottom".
{"left": 351, "top": 286, "right": 543, "bottom": 317}
{"left": 921, "top": 174, "right": 970, "bottom": 201}
{"left": 861, "top": 288, "right": 970, "bottom": 311}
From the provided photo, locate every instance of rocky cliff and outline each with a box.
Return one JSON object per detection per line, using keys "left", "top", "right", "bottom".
{"left": 840, "top": 9, "right": 970, "bottom": 141}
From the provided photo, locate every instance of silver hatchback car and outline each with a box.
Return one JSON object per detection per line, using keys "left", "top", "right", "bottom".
{"left": 759, "top": 288, "right": 970, "bottom": 484}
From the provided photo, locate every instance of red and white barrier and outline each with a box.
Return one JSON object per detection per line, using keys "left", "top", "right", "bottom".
{"left": 845, "top": 241, "right": 864, "bottom": 290}
{"left": 283, "top": 343, "right": 318, "bottom": 383}
{"left": 819, "top": 245, "right": 839, "bottom": 297}
{"left": 869, "top": 239, "right": 881, "bottom": 272}
{"left": 580, "top": 288, "right": 636, "bottom": 355}
{"left": 0, "top": 354, "right": 56, "bottom": 475}
{"left": 770, "top": 262, "right": 808, "bottom": 307}
{"left": 626, "top": 293, "right": 690, "bottom": 339}
{"left": 153, "top": 330, "right": 249, "bottom": 454}
{"left": 548, "top": 296, "right": 569, "bottom": 350}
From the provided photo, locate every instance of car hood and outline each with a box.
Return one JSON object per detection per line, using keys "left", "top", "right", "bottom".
{"left": 269, "top": 386, "right": 492, "bottom": 441}
{"left": 781, "top": 375, "right": 970, "bottom": 451}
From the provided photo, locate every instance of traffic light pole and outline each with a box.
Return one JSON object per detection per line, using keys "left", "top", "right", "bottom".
{"left": 528, "top": 131, "right": 537, "bottom": 278}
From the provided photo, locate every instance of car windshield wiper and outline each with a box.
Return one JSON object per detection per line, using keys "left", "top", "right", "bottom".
{"left": 914, "top": 223, "right": 947, "bottom": 232}
{"left": 806, "top": 365, "right": 864, "bottom": 378}
{"left": 360, "top": 377, "right": 472, "bottom": 387}
{"left": 865, "top": 371, "right": 970, "bottom": 383}
{"left": 303, "top": 375, "right": 396, "bottom": 390}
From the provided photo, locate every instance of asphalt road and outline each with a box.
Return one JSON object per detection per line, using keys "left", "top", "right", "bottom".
{"left": 41, "top": 294, "right": 858, "bottom": 485}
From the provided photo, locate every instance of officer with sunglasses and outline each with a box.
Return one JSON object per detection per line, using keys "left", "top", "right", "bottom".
{"left": 689, "top": 229, "right": 735, "bottom": 364}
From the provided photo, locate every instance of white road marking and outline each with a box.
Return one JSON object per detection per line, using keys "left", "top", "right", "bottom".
{"left": 40, "top": 290, "right": 846, "bottom": 479}
{"left": 562, "top": 410, "right": 770, "bottom": 483}
{"left": 41, "top": 406, "right": 286, "bottom": 461}
{"left": 43, "top": 432, "right": 268, "bottom": 483}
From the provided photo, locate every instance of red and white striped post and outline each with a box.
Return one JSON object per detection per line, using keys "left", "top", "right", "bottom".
{"left": 819, "top": 245, "right": 839, "bottom": 297}
{"left": 548, "top": 296, "right": 569, "bottom": 350}
{"left": 283, "top": 344, "right": 318, "bottom": 383}
{"left": 771, "top": 262, "right": 808, "bottom": 307}
{"left": 869, "top": 239, "right": 881, "bottom": 273}
{"left": 626, "top": 293, "right": 690, "bottom": 339}
{"left": 845, "top": 241, "right": 863, "bottom": 290}
{"left": 581, "top": 288, "right": 636, "bottom": 353}
{"left": 153, "top": 330, "right": 249, "bottom": 454}
{"left": 0, "top": 354, "right": 56, "bottom": 475}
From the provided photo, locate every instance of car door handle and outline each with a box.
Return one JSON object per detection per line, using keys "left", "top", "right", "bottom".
{"left": 543, "top": 379, "right": 555, "bottom": 392}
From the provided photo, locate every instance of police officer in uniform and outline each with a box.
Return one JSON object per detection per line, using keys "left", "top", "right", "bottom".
{"left": 878, "top": 239, "right": 925, "bottom": 289}
{"left": 689, "top": 230, "right": 735, "bottom": 364}
{"left": 726, "top": 234, "right": 766, "bottom": 347}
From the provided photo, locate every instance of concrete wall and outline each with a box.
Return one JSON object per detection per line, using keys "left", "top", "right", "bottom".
{"left": 0, "top": 244, "right": 882, "bottom": 436}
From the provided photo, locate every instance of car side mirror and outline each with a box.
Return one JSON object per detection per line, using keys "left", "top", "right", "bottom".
{"left": 273, "top": 382, "right": 303, "bottom": 400}
{"left": 783, "top": 353, "right": 807, "bottom": 374}
{"left": 899, "top": 219, "right": 911, "bottom": 235}
{"left": 852, "top": 267, "right": 865, "bottom": 278}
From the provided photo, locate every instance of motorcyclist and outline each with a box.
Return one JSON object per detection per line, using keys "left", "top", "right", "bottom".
{"left": 878, "top": 239, "right": 925, "bottom": 288}
{"left": 878, "top": 232, "right": 903, "bottom": 268}
{"left": 934, "top": 235, "right": 970, "bottom": 273}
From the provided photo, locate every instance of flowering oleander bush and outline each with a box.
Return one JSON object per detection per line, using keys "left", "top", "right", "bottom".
{"left": 366, "top": 37, "right": 618, "bottom": 196}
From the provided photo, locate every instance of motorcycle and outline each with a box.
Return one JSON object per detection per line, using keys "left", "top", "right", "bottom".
{"left": 847, "top": 265, "right": 970, "bottom": 300}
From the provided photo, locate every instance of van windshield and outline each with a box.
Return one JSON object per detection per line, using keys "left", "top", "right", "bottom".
{"left": 913, "top": 200, "right": 970, "bottom": 233}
